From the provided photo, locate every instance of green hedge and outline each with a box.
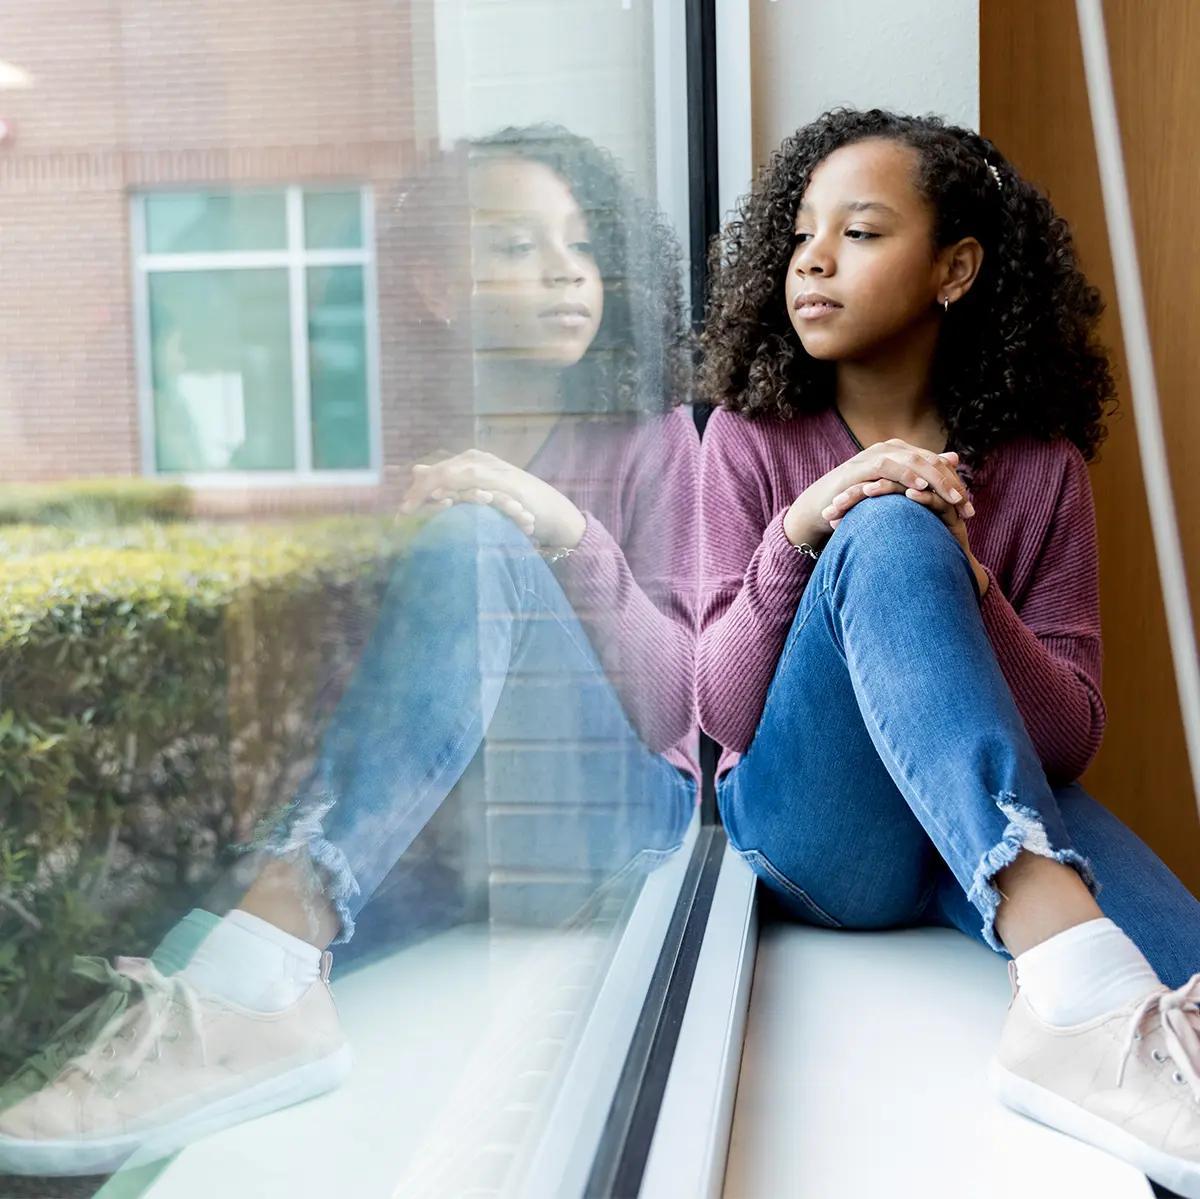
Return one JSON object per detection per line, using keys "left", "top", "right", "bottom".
{"left": 0, "top": 515, "right": 418, "bottom": 1077}
{"left": 0, "top": 478, "right": 192, "bottom": 527}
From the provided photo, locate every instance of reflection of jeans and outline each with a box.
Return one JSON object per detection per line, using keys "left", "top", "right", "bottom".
{"left": 266, "top": 502, "right": 696, "bottom": 943}
{"left": 718, "top": 493, "right": 1200, "bottom": 990}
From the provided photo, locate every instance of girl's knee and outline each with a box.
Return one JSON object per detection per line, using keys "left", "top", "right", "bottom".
{"left": 405, "top": 505, "right": 534, "bottom": 585}
{"left": 826, "top": 492, "right": 971, "bottom": 589}
{"left": 834, "top": 492, "right": 959, "bottom": 558}
{"left": 411, "top": 500, "right": 521, "bottom": 548}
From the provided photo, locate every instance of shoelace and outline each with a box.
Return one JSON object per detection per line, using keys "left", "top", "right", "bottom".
{"left": 1, "top": 958, "right": 131, "bottom": 1098}
{"left": 60, "top": 957, "right": 207, "bottom": 1096}
{"left": 1115, "top": 971, "right": 1200, "bottom": 1101}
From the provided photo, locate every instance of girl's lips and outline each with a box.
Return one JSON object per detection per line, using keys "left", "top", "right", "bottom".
{"left": 539, "top": 311, "right": 591, "bottom": 328}
{"left": 538, "top": 301, "right": 591, "bottom": 317}
{"left": 538, "top": 301, "right": 592, "bottom": 329}
{"left": 795, "top": 301, "right": 842, "bottom": 320}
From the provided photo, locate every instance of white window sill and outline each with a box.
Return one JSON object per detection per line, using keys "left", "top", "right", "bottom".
{"left": 723, "top": 918, "right": 1156, "bottom": 1198}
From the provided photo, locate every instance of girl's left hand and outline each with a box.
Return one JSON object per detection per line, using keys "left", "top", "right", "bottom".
{"left": 398, "top": 449, "right": 587, "bottom": 550}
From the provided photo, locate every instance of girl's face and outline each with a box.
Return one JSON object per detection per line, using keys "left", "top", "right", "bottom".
{"left": 784, "top": 137, "right": 948, "bottom": 362}
{"left": 468, "top": 156, "right": 604, "bottom": 366}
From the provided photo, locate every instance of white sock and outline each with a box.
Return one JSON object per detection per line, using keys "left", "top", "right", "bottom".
{"left": 1014, "top": 917, "right": 1161, "bottom": 1026}
{"left": 179, "top": 909, "right": 323, "bottom": 1013}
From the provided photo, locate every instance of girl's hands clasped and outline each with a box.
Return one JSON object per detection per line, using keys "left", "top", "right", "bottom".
{"left": 823, "top": 446, "right": 973, "bottom": 525}
{"left": 784, "top": 438, "right": 989, "bottom": 596}
{"left": 398, "top": 448, "right": 587, "bottom": 550}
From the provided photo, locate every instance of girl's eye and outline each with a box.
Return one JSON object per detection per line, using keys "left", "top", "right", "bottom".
{"left": 792, "top": 230, "right": 879, "bottom": 243}
{"left": 570, "top": 241, "right": 594, "bottom": 256}
{"left": 497, "top": 239, "right": 536, "bottom": 256}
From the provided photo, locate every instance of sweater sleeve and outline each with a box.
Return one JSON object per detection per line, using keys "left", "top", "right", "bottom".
{"left": 696, "top": 410, "right": 816, "bottom": 752}
{"left": 550, "top": 409, "right": 698, "bottom": 756}
{"left": 977, "top": 444, "right": 1106, "bottom": 784}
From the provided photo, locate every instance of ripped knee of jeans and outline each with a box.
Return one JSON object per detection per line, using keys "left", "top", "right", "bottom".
{"left": 967, "top": 790, "right": 1100, "bottom": 955}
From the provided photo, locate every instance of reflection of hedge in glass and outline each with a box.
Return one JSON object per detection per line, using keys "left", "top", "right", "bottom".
{"left": 0, "top": 515, "right": 413, "bottom": 1079}
{"left": 0, "top": 478, "right": 192, "bottom": 527}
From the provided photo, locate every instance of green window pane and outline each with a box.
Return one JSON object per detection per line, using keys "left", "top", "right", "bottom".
{"left": 144, "top": 192, "right": 287, "bottom": 254}
{"left": 149, "top": 270, "right": 295, "bottom": 472}
{"left": 307, "top": 266, "right": 370, "bottom": 469}
{"left": 304, "top": 191, "right": 363, "bottom": 250}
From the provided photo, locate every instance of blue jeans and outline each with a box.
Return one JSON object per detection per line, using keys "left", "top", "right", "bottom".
{"left": 718, "top": 493, "right": 1200, "bottom": 990}
{"left": 261, "top": 502, "right": 696, "bottom": 943}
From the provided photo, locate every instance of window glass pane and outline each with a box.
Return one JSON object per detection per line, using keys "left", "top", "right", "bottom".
{"left": 145, "top": 191, "right": 287, "bottom": 253}
{"left": 149, "top": 270, "right": 295, "bottom": 471}
{"left": 5, "top": 1, "right": 703, "bottom": 1193}
{"left": 304, "top": 190, "right": 363, "bottom": 250}
{"left": 307, "top": 265, "right": 370, "bottom": 469}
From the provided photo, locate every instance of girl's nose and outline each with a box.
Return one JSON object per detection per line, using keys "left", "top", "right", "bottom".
{"left": 795, "top": 236, "right": 834, "bottom": 276}
{"left": 796, "top": 254, "right": 832, "bottom": 277}
{"left": 543, "top": 251, "right": 586, "bottom": 286}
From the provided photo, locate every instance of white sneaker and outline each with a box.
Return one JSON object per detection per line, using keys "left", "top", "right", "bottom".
{"left": 988, "top": 960, "right": 1200, "bottom": 1198}
{"left": 0, "top": 951, "right": 351, "bottom": 1177}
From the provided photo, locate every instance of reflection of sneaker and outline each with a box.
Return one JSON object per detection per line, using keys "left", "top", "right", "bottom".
{"left": 988, "top": 962, "right": 1200, "bottom": 1198}
{"left": 0, "top": 951, "right": 350, "bottom": 1177}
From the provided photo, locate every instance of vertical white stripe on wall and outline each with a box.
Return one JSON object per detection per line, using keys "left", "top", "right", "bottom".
{"left": 715, "top": 0, "right": 754, "bottom": 229}
{"left": 1076, "top": 0, "right": 1200, "bottom": 821}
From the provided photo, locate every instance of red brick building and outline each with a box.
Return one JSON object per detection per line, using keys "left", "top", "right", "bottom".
{"left": 0, "top": 0, "right": 445, "bottom": 515}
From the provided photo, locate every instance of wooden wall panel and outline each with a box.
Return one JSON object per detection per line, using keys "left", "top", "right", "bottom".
{"left": 980, "top": 0, "right": 1200, "bottom": 894}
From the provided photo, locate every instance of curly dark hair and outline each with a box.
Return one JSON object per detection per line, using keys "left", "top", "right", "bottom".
{"left": 390, "top": 123, "right": 692, "bottom": 418}
{"left": 698, "top": 106, "right": 1119, "bottom": 471}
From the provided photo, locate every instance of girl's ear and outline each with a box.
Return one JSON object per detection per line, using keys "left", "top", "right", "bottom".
{"left": 939, "top": 236, "right": 985, "bottom": 303}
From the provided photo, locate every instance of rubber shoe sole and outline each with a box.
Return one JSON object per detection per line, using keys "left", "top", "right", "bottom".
{"left": 0, "top": 1043, "right": 353, "bottom": 1177}
{"left": 988, "top": 1055, "right": 1200, "bottom": 1199}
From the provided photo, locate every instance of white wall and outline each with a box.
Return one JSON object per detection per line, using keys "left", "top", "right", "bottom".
{"left": 747, "top": 0, "right": 979, "bottom": 189}
{"left": 432, "top": 0, "right": 692, "bottom": 258}
{"left": 433, "top": 0, "right": 658, "bottom": 194}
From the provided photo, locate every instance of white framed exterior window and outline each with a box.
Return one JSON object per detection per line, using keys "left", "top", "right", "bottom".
{"left": 131, "top": 185, "right": 382, "bottom": 486}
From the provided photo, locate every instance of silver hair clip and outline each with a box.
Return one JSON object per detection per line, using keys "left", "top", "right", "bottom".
{"left": 986, "top": 162, "right": 1003, "bottom": 190}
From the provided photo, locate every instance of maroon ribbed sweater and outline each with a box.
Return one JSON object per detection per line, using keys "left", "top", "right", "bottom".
{"left": 698, "top": 403, "right": 1106, "bottom": 786}
{"left": 532, "top": 404, "right": 701, "bottom": 787}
